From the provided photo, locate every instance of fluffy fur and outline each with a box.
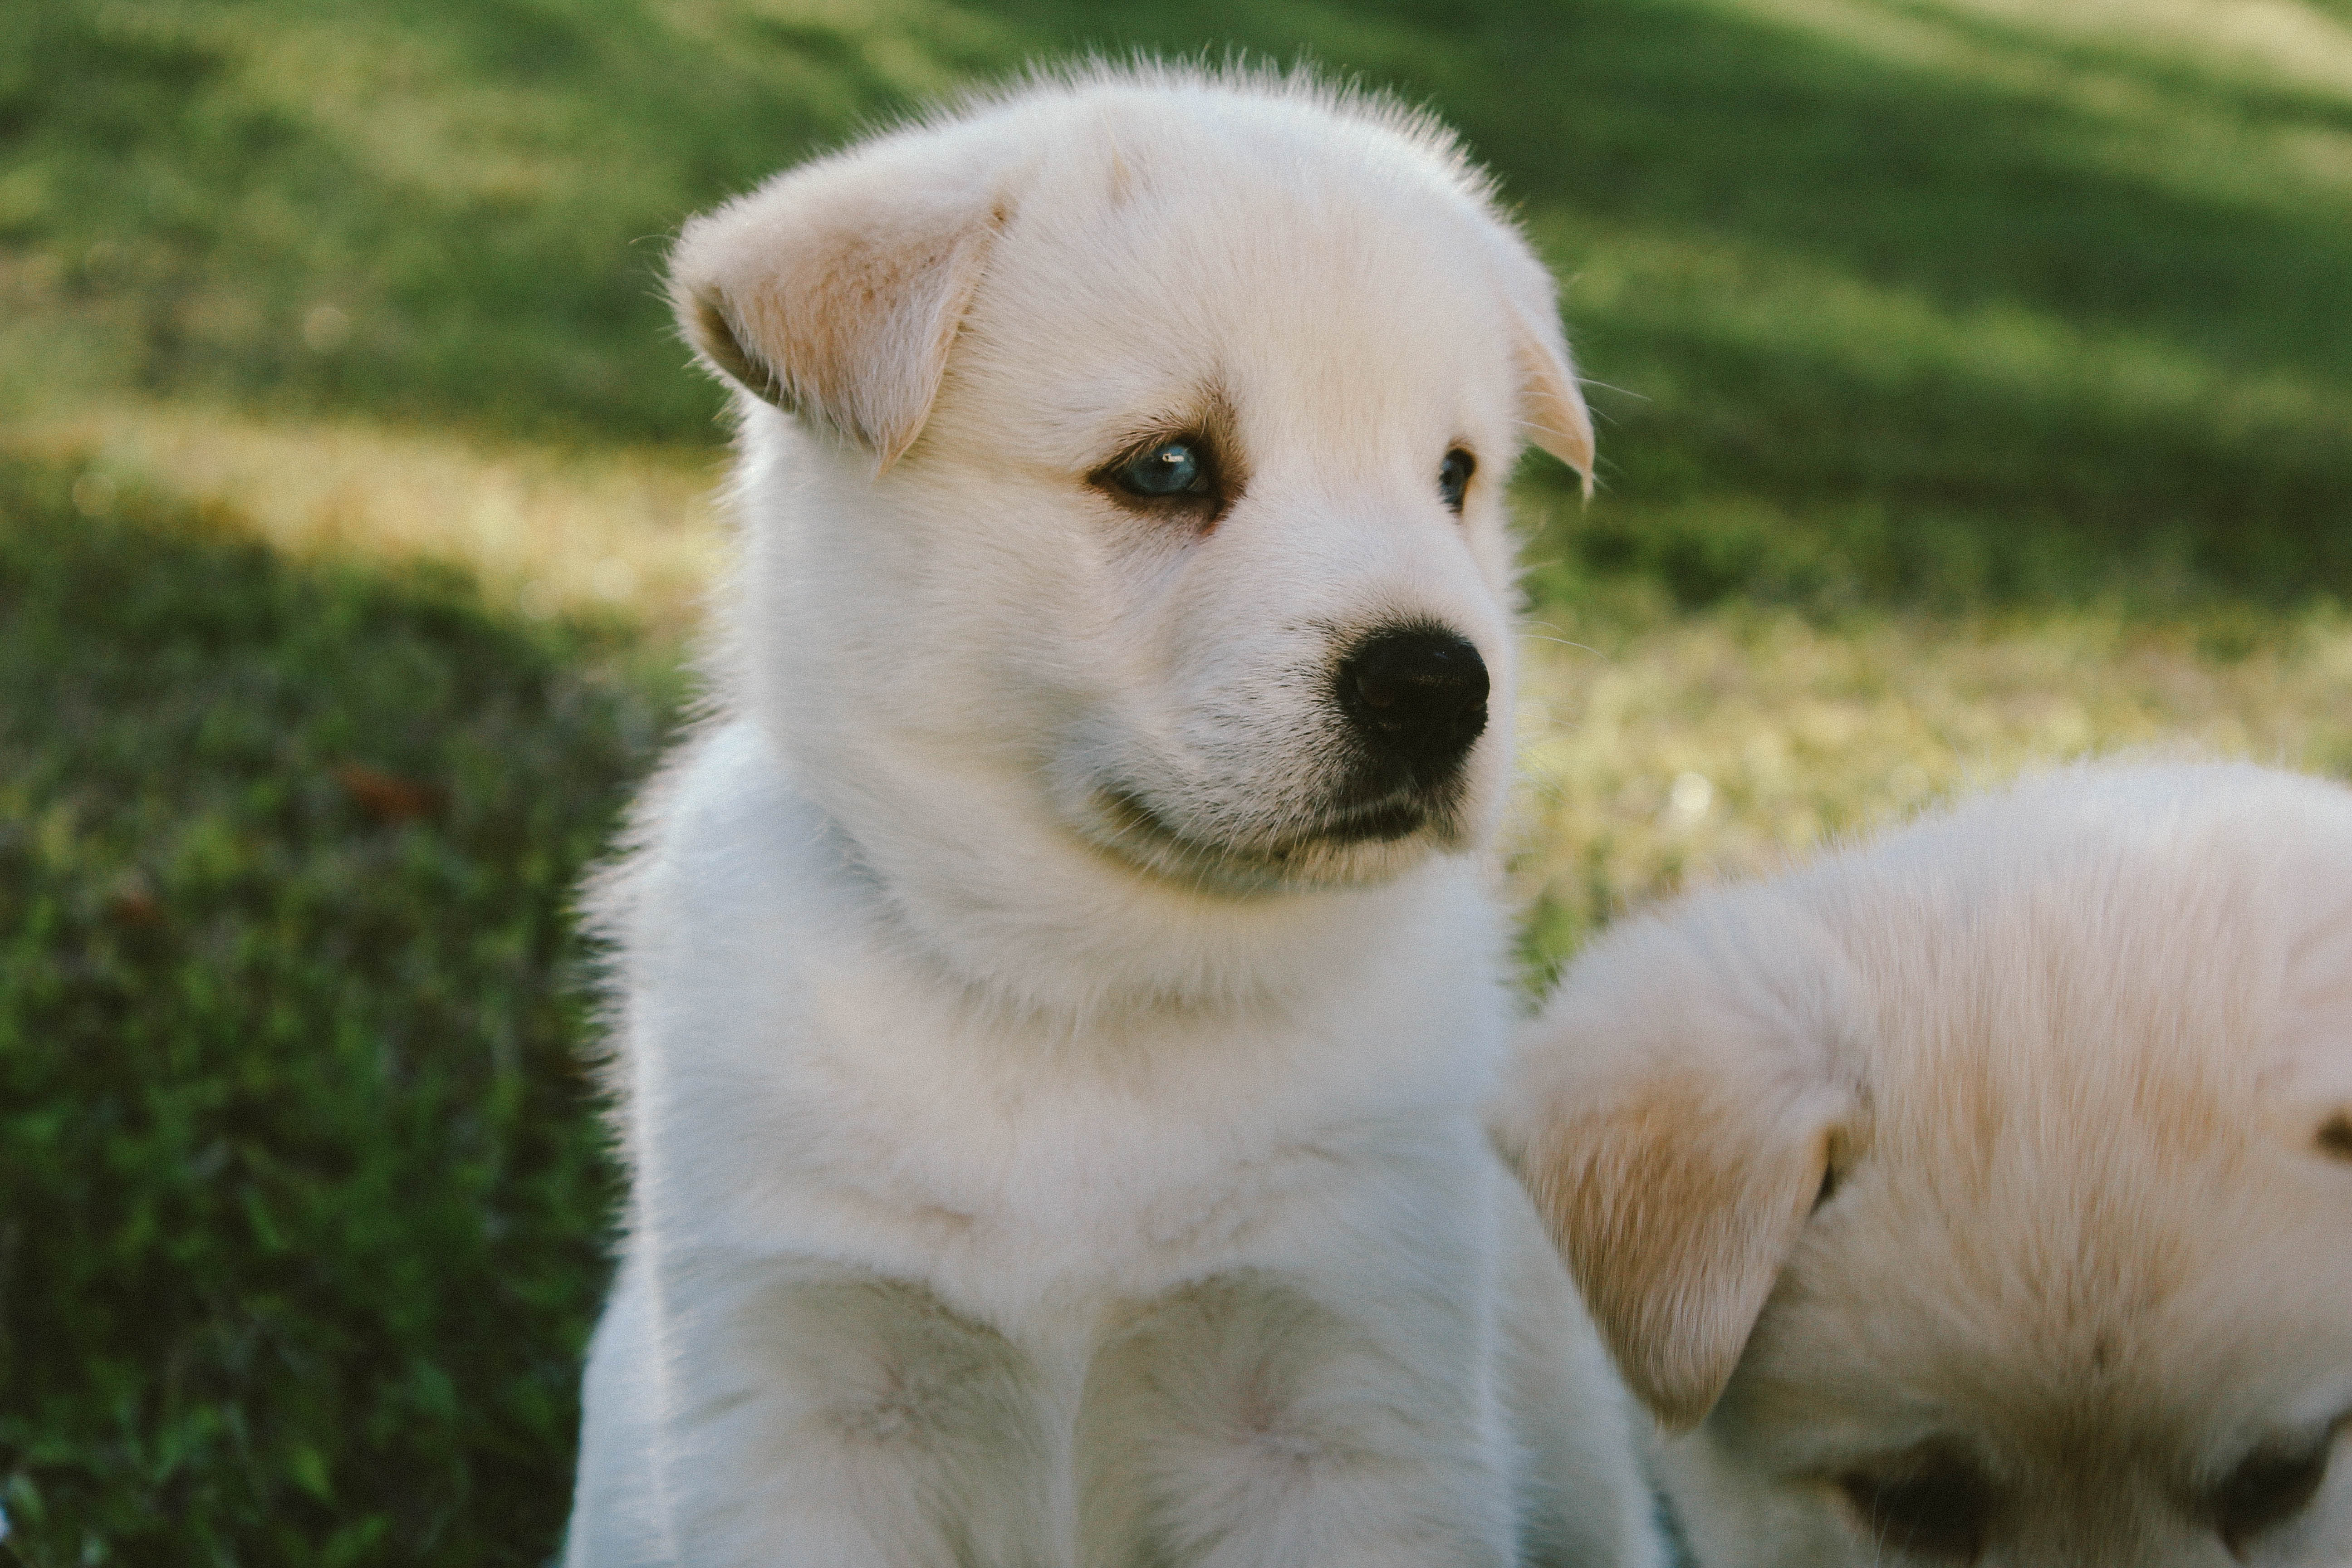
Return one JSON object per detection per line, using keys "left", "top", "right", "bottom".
{"left": 1499, "top": 760, "right": 2352, "bottom": 1567}
{"left": 563, "top": 64, "right": 1658, "bottom": 1567}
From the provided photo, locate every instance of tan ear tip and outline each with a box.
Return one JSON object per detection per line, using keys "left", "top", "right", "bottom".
{"left": 1533, "top": 426, "right": 1595, "bottom": 500}
{"left": 680, "top": 284, "right": 786, "bottom": 407}
{"left": 1516, "top": 382, "right": 1595, "bottom": 498}
{"left": 1632, "top": 1334, "right": 1736, "bottom": 1431}
{"left": 1561, "top": 403, "right": 1597, "bottom": 501}
{"left": 683, "top": 286, "right": 726, "bottom": 352}
{"left": 1645, "top": 1392, "right": 1715, "bottom": 1435}
{"left": 1610, "top": 1303, "right": 1753, "bottom": 1433}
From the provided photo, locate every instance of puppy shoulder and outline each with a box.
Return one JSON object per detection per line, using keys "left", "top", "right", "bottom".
{"left": 605, "top": 720, "right": 878, "bottom": 1014}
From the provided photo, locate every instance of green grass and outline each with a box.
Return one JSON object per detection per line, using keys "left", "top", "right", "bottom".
{"left": 8, "top": 0, "right": 2352, "bottom": 602}
{"left": 8, "top": 0, "right": 2352, "bottom": 1560}
{"left": 0, "top": 458, "right": 674, "bottom": 1564}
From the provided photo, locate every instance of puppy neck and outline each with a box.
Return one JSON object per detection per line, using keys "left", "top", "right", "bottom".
{"left": 779, "top": 712, "right": 1501, "bottom": 1029}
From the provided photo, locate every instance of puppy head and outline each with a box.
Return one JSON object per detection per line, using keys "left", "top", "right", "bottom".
{"left": 670, "top": 66, "right": 1591, "bottom": 898}
{"left": 1501, "top": 763, "right": 2352, "bottom": 1567}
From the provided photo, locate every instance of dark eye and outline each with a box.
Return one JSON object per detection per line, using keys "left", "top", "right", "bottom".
{"left": 2215, "top": 1436, "right": 2333, "bottom": 1557}
{"left": 1113, "top": 439, "right": 1210, "bottom": 498}
{"left": 1838, "top": 1452, "right": 1993, "bottom": 1560}
{"left": 1437, "top": 447, "right": 1475, "bottom": 514}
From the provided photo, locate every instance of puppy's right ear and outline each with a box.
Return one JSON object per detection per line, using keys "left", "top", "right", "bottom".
{"left": 1496, "top": 898, "right": 1859, "bottom": 1431}
{"left": 1511, "top": 305, "right": 1596, "bottom": 498}
{"left": 1472, "top": 215, "right": 1596, "bottom": 494}
{"left": 669, "top": 145, "right": 1010, "bottom": 467}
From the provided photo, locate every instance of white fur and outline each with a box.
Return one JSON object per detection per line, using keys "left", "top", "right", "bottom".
{"left": 1501, "top": 760, "right": 2352, "bottom": 1567}
{"left": 564, "top": 66, "right": 1657, "bottom": 1567}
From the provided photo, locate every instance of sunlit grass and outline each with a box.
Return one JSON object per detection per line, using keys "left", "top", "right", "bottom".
{"left": 15, "top": 0, "right": 2352, "bottom": 602}
{"left": 4, "top": 400, "right": 726, "bottom": 643}
{"left": 22, "top": 402, "right": 2343, "bottom": 995}
{"left": 1738, "top": 0, "right": 2352, "bottom": 106}
{"left": 1504, "top": 588, "right": 2352, "bottom": 985}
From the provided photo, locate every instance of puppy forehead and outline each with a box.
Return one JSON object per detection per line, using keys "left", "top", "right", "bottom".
{"left": 1741, "top": 894, "right": 2352, "bottom": 1466}
{"left": 1748, "top": 1248, "right": 2352, "bottom": 1491}
{"left": 960, "top": 105, "right": 1524, "bottom": 452}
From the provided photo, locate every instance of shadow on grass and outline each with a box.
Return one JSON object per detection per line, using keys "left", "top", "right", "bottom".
{"left": 0, "top": 457, "right": 680, "bottom": 1565}
{"left": 7, "top": 0, "right": 2350, "bottom": 609}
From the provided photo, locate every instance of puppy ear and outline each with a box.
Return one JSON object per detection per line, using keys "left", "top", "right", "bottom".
{"left": 669, "top": 149, "right": 1009, "bottom": 467}
{"left": 1512, "top": 1072, "right": 1843, "bottom": 1430}
{"left": 1497, "top": 898, "right": 1858, "bottom": 1430}
{"left": 2276, "top": 891, "right": 2352, "bottom": 1165}
{"left": 1513, "top": 307, "right": 1596, "bottom": 498}
{"left": 1474, "top": 220, "right": 1597, "bottom": 494}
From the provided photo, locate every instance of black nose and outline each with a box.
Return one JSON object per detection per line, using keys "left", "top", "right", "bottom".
{"left": 1334, "top": 625, "right": 1489, "bottom": 781}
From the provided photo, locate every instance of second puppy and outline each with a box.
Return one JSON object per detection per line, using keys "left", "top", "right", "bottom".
{"left": 1502, "top": 760, "right": 2352, "bottom": 1567}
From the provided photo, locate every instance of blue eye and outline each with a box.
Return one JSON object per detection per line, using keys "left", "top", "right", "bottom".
{"left": 1116, "top": 440, "right": 1208, "bottom": 497}
{"left": 1438, "top": 448, "right": 1475, "bottom": 513}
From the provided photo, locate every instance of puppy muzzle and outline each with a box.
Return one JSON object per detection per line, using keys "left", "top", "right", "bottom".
{"left": 1330, "top": 623, "right": 1489, "bottom": 802}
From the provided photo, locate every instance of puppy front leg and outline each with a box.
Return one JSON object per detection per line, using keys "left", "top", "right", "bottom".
{"left": 658, "top": 1258, "right": 1057, "bottom": 1568}
{"left": 1077, "top": 1271, "right": 1516, "bottom": 1568}
{"left": 1492, "top": 1181, "right": 1666, "bottom": 1568}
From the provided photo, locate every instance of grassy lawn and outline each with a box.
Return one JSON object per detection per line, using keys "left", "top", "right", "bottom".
{"left": 1506, "top": 591, "right": 2352, "bottom": 984}
{"left": 11, "top": 0, "right": 2352, "bottom": 600}
{"left": 0, "top": 458, "right": 678, "bottom": 1563}
{"left": 5, "top": 0, "right": 2352, "bottom": 1561}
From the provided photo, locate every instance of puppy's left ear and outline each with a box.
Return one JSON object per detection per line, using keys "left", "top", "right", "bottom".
{"left": 2276, "top": 891, "right": 2352, "bottom": 1166}
{"left": 669, "top": 142, "right": 1011, "bottom": 468}
{"left": 1495, "top": 893, "right": 1860, "bottom": 1430}
{"left": 1512, "top": 304, "right": 1596, "bottom": 498}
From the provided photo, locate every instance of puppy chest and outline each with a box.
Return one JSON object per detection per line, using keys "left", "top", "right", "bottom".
{"left": 649, "top": 969, "right": 1494, "bottom": 1273}
{"left": 767, "top": 1088, "right": 1484, "bottom": 1295}
{"left": 718, "top": 1256, "right": 1507, "bottom": 1558}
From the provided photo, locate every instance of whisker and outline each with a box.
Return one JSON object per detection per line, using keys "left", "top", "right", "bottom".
{"left": 1521, "top": 633, "right": 1606, "bottom": 657}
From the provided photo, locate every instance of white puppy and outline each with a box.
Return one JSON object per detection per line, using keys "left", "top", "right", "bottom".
{"left": 564, "top": 66, "right": 1660, "bottom": 1567}
{"left": 1499, "top": 760, "right": 2352, "bottom": 1567}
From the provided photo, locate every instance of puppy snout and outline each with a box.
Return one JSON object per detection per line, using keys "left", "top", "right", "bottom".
{"left": 1335, "top": 625, "right": 1489, "bottom": 779}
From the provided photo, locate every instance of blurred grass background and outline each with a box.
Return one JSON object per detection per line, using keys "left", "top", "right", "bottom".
{"left": 4, "top": 0, "right": 2351, "bottom": 1560}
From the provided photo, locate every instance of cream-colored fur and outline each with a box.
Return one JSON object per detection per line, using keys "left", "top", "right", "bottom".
{"left": 562, "top": 64, "right": 1659, "bottom": 1567}
{"left": 1500, "top": 760, "right": 2352, "bottom": 1567}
